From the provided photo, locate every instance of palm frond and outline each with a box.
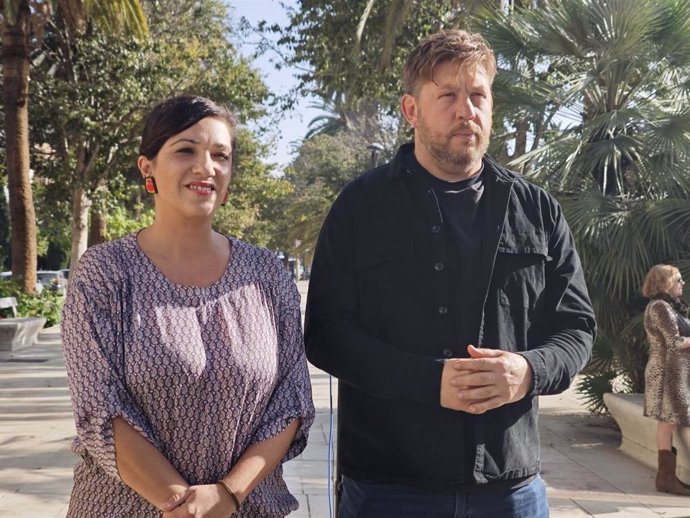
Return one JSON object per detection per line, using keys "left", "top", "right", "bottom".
{"left": 575, "top": 371, "right": 619, "bottom": 413}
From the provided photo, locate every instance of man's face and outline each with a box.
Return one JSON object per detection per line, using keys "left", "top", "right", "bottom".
{"left": 401, "top": 61, "right": 493, "bottom": 181}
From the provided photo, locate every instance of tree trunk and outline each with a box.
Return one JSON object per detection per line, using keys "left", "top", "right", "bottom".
{"left": 3, "top": 0, "right": 37, "bottom": 294}
{"left": 88, "top": 205, "right": 107, "bottom": 246}
{"left": 514, "top": 117, "right": 528, "bottom": 159}
{"left": 69, "top": 186, "right": 91, "bottom": 270}
{"left": 88, "top": 178, "right": 108, "bottom": 246}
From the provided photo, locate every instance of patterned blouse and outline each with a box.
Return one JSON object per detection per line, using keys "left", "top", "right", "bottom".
{"left": 61, "top": 233, "right": 314, "bottom": 517}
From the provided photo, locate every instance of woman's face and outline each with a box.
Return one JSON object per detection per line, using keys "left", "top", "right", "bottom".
{"left": 138, "top": 116, "right": 233, "bottom": 221}
{"left": 669, "top": 271, "right": 685, "bottom": 298}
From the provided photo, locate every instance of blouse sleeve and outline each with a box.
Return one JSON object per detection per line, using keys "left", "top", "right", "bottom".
{"left": 247, "top": 265, "right": 315, "bottom": 462}
{"left": 647, "top": 300, "right": 686, "bottom": 351}
{"left": 61, "top": 250, "right": 160, "bottom": 479}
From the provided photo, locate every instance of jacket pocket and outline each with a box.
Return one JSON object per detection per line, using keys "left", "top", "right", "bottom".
{"left": 494, "top": 231, "right": 548, "bottom": 309}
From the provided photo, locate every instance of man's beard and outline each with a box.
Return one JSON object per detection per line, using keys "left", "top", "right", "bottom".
{"left": 417, "top": 116, "right": 491, "bottom": 172}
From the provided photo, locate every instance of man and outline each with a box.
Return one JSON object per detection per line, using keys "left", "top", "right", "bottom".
{"left": 305, "top": 30, "right": 596, "bottom": 517}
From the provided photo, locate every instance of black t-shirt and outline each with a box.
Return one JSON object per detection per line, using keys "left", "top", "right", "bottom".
{"left": 403, "top": 152, "right": 486, "bottom": 352}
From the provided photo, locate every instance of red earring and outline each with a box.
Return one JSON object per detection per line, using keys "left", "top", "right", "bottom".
{"left": 144, "top": 176, "right": 158, "bottom": 194}
{"left": 221, "top": 190, "right": 229, "bottom": 206}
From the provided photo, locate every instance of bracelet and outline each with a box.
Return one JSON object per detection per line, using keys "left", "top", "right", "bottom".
{"left": 217, "top": 479, "right": 241, "bottom": 511}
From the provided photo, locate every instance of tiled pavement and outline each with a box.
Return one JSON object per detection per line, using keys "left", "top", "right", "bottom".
{"left": 1, "top": 280, "right": 690, "bottom": 517}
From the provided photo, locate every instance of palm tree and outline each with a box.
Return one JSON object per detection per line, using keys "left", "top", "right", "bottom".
{"left": 479, "top": 0, "right": 690, "bottom": 410}
{"left": 1, "top": 0, "right": 147, "bottom": 293}
{"left": 3, "top": 0, "right": 35, "bottom": 293}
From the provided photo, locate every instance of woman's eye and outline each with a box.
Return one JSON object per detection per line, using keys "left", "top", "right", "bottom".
{"left": 176, "top": 147, "right": 194, "bottom": 154}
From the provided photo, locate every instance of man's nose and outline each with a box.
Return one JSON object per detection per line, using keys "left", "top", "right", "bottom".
{"left": 455, "top": 96, "right": 476, "bottom": 120}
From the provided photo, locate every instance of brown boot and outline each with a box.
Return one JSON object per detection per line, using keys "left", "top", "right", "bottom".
{"left": 671, "top": 447, "right": 690, "bottom": 490}
{"left": 656, "top": 449, "right": 690, "bottom": 495}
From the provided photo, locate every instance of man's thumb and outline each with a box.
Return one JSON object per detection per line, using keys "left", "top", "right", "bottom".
{"left": 467, "top": 344, "right": 501, "bottom": 358}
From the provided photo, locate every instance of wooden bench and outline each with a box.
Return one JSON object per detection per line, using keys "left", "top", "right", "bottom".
{"left": 604, "top": 392, "right": 690, "bottom": 481}
{"left": 0, "top": 297, "right": 47, "bottom": 352}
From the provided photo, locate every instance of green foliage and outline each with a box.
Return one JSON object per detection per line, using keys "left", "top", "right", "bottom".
{"left": 106, "top": 200, "right": 155, "bottom": 241}
{"left": 0, "top": 279, "right": 64, "bottom": 327}
{"left": 213, "top": 128, "right": 293, "bottom": 246}
{"left": 575, "top": 371, "right": 617, "bottom": 413}
{"left": 27, "top": 0, "right": 277, "bottom": 262}
{"left": 31, "top": 180, "right": 71, "bottom": 265}
{"left": 79, "top": 0, "right": 149, "bottom": 39}
{"left": 276, "top": 129, "right": 376, "bottom": 256}
{"left": 481, "top": 0, "right": 690, "bottom": 411}
{"left": 272, "top": 0, "right": 495, "bottom": 114}
{"left": 1, "top": 0, "right": 150, "bottom": 293}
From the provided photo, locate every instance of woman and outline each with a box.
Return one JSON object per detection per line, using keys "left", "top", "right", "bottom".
{"left": 62, "top": 95, "right": 314, "bottom": 517}
{"left": 642, "top": 264, "right": 690, "bottom": 496}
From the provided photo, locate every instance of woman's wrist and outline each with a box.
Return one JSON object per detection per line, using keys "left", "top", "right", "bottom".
{"left": 217, "top": 479, "right": 241, "bottom": 513}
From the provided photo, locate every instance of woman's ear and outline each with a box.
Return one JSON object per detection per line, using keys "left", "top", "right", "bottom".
{"left": 137, "top": 155, "right": 151, "bottom": 178}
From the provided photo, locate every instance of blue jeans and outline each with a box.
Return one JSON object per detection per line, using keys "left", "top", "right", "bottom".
{"left": 338, "top": 475, "right": 549, "bottom": 518}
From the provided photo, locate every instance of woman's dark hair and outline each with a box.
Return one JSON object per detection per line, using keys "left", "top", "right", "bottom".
{"left": 139, "top": 95, "right": 236, "bottom": 159}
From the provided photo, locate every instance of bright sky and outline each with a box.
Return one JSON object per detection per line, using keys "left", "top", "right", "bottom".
{"left": 229, "top": 0, "right": 321, "bottom": 170}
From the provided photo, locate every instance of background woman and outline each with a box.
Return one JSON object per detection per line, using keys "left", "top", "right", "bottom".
{"left": 62, "top": 95, "right": 314, "bottom": 517}
{"left": 642, "top": 264, "right": 690, "bottom": 496}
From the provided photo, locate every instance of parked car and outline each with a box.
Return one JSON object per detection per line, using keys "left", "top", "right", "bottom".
{"left": 0, "top": 271, "right": 44, "bottom": 294}
{"left": 36, "top": 270, "right": 68, "bottom": 295}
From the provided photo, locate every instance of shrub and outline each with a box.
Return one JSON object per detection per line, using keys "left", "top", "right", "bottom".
{"left": 0, "top": 279, "right": 64, "bottom": 327}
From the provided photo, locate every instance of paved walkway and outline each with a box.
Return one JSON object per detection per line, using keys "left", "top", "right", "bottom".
{"left": 1, "top": 281, "right": 690, "bottom": 517}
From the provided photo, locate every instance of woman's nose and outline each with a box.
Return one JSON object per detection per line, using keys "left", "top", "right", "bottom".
{"left": 193, "top": 153, "right": 215, "bottom": 176}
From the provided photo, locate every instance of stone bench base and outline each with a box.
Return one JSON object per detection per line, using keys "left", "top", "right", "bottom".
{"left": 604, "top": 393, "right": 690, "bottom": 481}
{"left": 0, "top": 317, "right": 47, "bottom": 352}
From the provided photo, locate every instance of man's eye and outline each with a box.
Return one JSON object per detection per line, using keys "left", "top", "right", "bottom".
{"left": 215, "top": 153, "right": 230, "bottom": 161}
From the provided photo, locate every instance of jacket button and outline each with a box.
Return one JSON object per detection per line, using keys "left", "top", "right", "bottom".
{"left": 434, "top": 262, "right": 444, "bottom": 272}
{"left": 442, "top": 348, "right": 453, "bottom": 358}
{"left": 438, "top": 305, "right": 448, "bottom": 315}
{"left": 431, "top": 225, "right": 441, "bottom": 234}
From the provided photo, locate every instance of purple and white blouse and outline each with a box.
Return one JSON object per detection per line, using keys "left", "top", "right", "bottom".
{"left": 61, "top": 233, "right": 314, "bottom": 517}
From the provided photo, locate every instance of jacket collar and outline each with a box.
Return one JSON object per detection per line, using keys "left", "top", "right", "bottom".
{"left": 387, "top": 142, "right": 516, "bottom": 188}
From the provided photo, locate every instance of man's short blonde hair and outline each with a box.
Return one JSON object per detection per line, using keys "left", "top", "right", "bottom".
{"left": 642, "top": 264, "right": 680, "bottom": 298}
{"left": 402, "top": 29, "right": 497, "bottom": 96}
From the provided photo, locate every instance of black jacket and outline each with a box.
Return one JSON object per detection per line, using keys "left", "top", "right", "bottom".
{"left": 305, "top": 144, "right": 596, "bottom": 487}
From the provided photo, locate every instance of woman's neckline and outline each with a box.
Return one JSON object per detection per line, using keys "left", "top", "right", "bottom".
{"left": 130, "top": 231, "right": 236, "bottom": 291}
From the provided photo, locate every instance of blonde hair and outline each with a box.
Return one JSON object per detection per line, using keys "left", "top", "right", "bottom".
{"left": 642, "top": 264, "right": 679, "bottom": 298}
{"left": 402, "top": 29, "right": 497, "bottom": 96}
